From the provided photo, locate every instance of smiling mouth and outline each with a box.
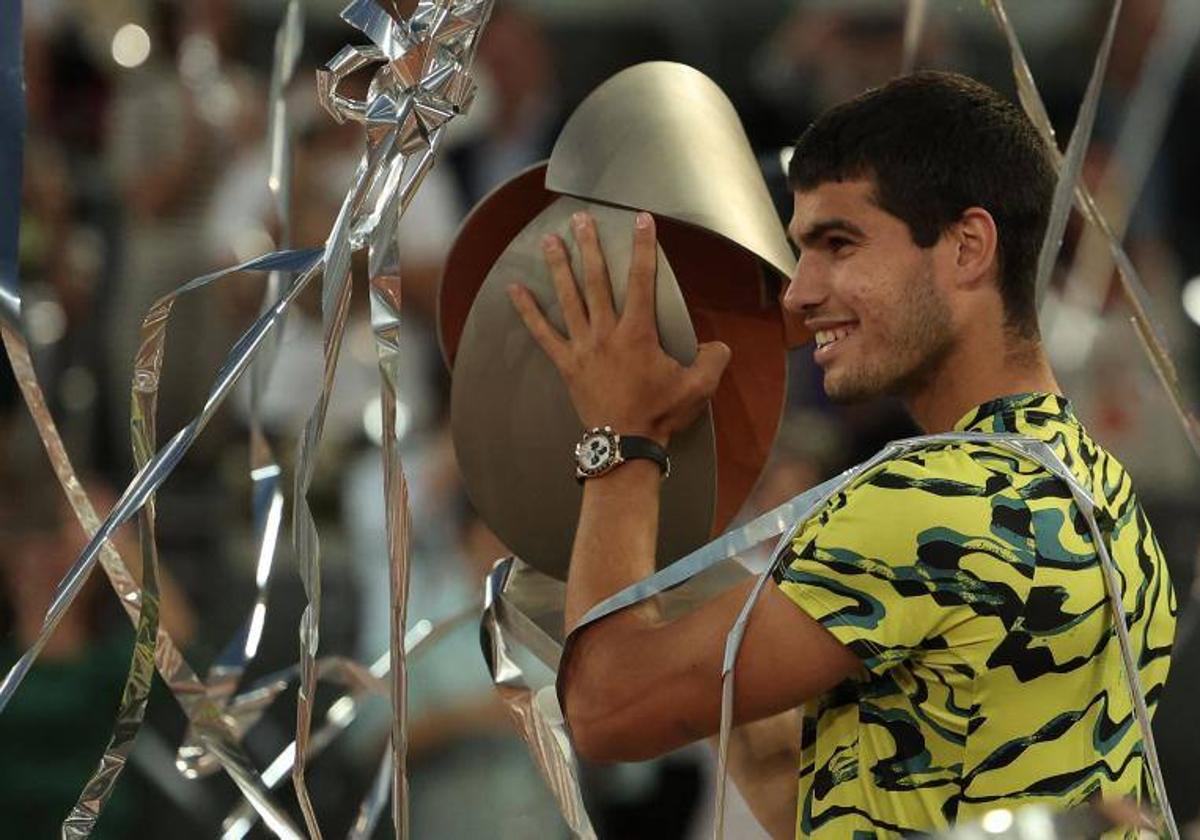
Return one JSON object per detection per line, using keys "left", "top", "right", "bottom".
{"left": 814, "top": 324, "right": 857, "bottom": 351}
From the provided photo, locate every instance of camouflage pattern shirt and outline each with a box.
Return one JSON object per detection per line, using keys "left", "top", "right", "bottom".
{"left": 773, "top": 393, "right": 1175, "bottom": 838}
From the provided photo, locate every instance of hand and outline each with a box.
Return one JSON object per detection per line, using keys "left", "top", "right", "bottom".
{"left": 507, "top": 210, "right": 731, "bottom": 447}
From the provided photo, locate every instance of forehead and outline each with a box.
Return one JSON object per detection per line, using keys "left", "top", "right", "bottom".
{"left": 788, "top": 178, "right": 889, "bottom": 239}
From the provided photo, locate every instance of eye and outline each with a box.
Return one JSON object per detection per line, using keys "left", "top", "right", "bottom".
{"left": 827, "top": 235, "right": 854, "bottom": 254}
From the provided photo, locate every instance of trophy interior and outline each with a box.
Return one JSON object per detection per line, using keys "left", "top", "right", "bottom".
{"left": 655, "top": 217, "right": 789, "bottom": 534}
{"left": 441, "top": 170, "right": 792, "bottom": 575}
{"left": 449, "top": 197, "right": 718, "bottom": 580}
{"left": 439, "top": 161, "right": 556, "bottom": 368}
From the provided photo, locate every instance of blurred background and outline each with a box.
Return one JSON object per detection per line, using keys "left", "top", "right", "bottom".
{"left": 4, "top": 0, "right": 1200, "bottom": 837}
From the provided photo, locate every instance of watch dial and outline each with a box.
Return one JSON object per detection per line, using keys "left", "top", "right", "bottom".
{"left": 581, "top": 433, "right": 612, "bottom": 471}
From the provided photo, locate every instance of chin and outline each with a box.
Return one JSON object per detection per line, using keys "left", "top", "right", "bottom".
{"left": 821, "top": 367, "right": 891, "bottom": 405}
{"left": 822, "top": 378, "right": 874, "bottom": 405}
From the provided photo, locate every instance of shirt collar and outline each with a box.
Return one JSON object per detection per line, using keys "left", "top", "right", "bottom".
{"left": 952, "top": 392, "right": 1074, "bottom": 434}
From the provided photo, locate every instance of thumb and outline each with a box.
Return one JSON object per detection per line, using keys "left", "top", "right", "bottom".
{"left": 689, "top": 341, "right": 732, "bottom": 395}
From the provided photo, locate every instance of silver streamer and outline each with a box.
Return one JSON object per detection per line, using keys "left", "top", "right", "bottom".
{"left": 293, "top": 4, "right": 491, "bottom": 836}
{"left": 481, "top": 559, "right": 597, "bottom": 839}
{"left": 0, "top": 0, "right": 21, "bottom": 327}
{"left": 1032, "top": 0, "right": 1121, "bottom": 306}
{"left": 169, "top": 0, "right": 307, "bottom": 786}
{"left": 1053, "top": 0, "right": 1200, "bottom": 364}
{"left": 0, "top": 0, "right": 494, "bottom": 836}
{"left": 219, "top": 607, "right": 475, "bottom": 840}
{"left": 900, "top": 0, "right": 928, "bottom": 75}
{"left": 504, "top": 433, "right": 1178, "bottom": 838}
{"left": 987, "top": 0, "right": 1200, "bottom": 460}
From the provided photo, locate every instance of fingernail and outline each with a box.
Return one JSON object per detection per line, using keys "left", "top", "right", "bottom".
{"left": 542, "top": 234, "right": 557, "bottom": 251}
{"left": 572, "top": 211, "right": 588, "bottom": 229}
{"left": 507, "top": 283, "right": 519, "bottom": 298}
{"left": 635, "top": 211, "right": 652, "bottom": 229}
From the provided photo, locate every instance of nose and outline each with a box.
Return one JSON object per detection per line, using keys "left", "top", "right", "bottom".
{"left": 781, "top": 254, "right": 827, "bottom": 316}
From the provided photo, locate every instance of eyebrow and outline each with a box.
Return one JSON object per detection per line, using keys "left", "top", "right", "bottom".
{"left": 791, "top": 217, "right": 867, "bottom": 249}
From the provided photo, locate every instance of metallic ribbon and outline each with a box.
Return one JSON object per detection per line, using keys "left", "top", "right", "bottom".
{"left": 1054, "top": 0, "right": 1200, "bottom": 366}
{"left": 2, "top": 0, "right": 493, "bottom": 835}
{"left": 900, "top": 0, "right": 929, "bottom": 75}
{"left": 177, "top": 0, "right": 305, "bottom": 780}
{"left": 987, "top": 0, "right": 1200, "bottom": 461}
{"left": 481, "top": 560, "right": 597, "bottom": 839}
{"left": 486, "top": 436, "right": 1177, "bottom": 837}
{"left": 2, "top": 254, "right": 318, "bottom": 840}
{"left": 0, "top": 0, "right": 21, "bottom": 326}
{"left": 3, "top": 7, "right": 296, "bottom": 835}
{"left": 1031, "top": 0, "right": 1120, "bottom": 306}
{"left": 294, "top": 3, "right": 492, "bottom": 836}
{"left": 219, "top": 606, "right": 476, "bottom": 840}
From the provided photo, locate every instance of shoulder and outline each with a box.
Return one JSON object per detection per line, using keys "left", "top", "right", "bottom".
{"left": 785, "top": 439, "right": 1040, "bottom": 573}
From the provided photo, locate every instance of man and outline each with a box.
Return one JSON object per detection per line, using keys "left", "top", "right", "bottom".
{"left": 507, "top": 71, "right": 1175, "bottom": 838}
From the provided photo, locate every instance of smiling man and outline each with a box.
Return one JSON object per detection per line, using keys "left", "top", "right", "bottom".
{"left": 507, "top": 71, "right": 1175, "bottom": 838}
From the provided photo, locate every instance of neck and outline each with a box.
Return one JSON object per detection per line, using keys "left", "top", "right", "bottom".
{"left": 902, "top": 331, "right": 1060, "bottom": 433}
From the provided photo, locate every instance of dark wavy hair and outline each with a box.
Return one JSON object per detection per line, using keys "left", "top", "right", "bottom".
{"left": 788, "top": 71, "right": 1055, "bottom": 337}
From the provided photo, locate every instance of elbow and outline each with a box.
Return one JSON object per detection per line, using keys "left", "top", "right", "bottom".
{"left": 561, "top": 660, "right": 686, "bottom": 764}
{"left": 562, "top": 672, "right": 625, "bottom": 763}
{"left": 565, "top": 691, "right": 692, "bottom": 763}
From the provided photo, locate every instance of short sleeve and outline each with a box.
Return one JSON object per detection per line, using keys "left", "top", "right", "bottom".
{"left": 772, "top": 449, "right": 1038, "bottom": 676}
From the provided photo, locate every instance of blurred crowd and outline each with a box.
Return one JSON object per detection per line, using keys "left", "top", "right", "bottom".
{"left": 3, "top": 0, "right": 1200, "bottom": 837}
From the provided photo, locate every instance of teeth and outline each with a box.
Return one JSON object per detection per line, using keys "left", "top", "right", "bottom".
{"left": 815, "top": 326, "right": 853, "bottom": 348}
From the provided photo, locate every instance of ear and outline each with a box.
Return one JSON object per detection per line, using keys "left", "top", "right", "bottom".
{"left": 950, "top": 207, "right": 999, "bottom": 289}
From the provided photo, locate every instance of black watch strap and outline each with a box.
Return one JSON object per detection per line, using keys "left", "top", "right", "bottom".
{"left": 619, "top": 435, "right": 671, "bottom": 478}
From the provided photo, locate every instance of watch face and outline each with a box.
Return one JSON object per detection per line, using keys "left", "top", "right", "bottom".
{"left": 576, "top": 430, "right": 617, "bottom": 475}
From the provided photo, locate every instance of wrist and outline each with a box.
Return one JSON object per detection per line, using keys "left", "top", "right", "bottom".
{"left": 574, "top": 425, "right": 671, "bottom": 482}
{"left": 585, "top": 419, "right": 668, "bottom": 448}
{"left": 584, "top": 457, "right": 661, "bottom": 485}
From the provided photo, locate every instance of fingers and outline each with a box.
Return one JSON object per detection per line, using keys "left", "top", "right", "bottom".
{"left": 507, "top": 284, "right": 568, "bottom": 368}
{"left": 571, "top": 211, "right": 616, "bottom": 330}
{"left": 541, "top": 234, "right": 588, "bottom": 338}
{"left": 688, "top": 341, "right": 732, "bottom": 398}
{"left": 623, "top": 212, "right": 658, "bottom": 336}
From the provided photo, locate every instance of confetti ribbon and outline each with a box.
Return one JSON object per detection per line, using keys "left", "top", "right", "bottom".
{"left": 1, "top": 5, "right": 308, "bottom": 836}
{"left": 0, "top": 0, "right": 19, "bottom": 330}
{"left": 1054, "top": 0, "right": 1200, "bottom": 368}
{"left": 988, "top": 0, "right": 1200, "bottom": 460}
{"left": 177, "top": 0, "right": 303, "bottom": 782}
{"left": 0, "top": 1, "right": 494, "bottom": 836}
{"left": 900, "top": 0, "right": 928, "bottom": 75}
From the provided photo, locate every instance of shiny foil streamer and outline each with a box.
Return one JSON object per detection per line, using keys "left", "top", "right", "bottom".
{"left": 1, "top": 303, "right": 309, "bottom": 840}
{"left": 1055, "top": 0, "right": 1200, "bottom": 368}
{"left": 0, "top": 247, "right": 320, "bottom": 712}
{"left": 987, "top": 0, "right": 1200, "bottom": 460}
{"left": 0, "top": 0, "right": 20, "bottom": 326}
{"left": 177, "top": 0, "right": 305, "bottom": 780}
{"left": 515, "top": 433, "right": 1178, "bottom": 839}
{"left": 900, "top": 0, "right": 928, "bottom": 75}
{"left": 481, "top": 560, "right": 597, "bottom": 839}
{"left": 219, "top": 607, "right": 476, "bottom": 840}
{"left": 2, "top": 0, "right": 492, "bottom": 835}
{"left": 288, "top": 4, "right": 492, "bottom": 836}
{"left": 1031, "top": 0, "right": 1120, "bottom": 306}
{"left": 0, "top": 9, "right": 312, "bottom": 827}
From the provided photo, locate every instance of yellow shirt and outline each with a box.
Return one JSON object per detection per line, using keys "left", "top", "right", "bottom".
{"left": 774, "top": 393, "right": 1175, "bottom": 837}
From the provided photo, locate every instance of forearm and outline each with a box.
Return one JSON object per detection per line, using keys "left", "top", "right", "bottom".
{"left": 563, "top": 458, "right": 663, "bottom": 631}
{"left": 561, "top": 457, "right": 669, "bottom": 757}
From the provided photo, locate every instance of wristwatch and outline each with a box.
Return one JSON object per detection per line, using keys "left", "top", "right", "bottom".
{"left": 574, "top": 426, "right": 671, "bottom": 482}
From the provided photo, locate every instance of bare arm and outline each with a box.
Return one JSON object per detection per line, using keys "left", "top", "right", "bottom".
{"left": 509, "top": 210, "right": 859, "bottom": 764}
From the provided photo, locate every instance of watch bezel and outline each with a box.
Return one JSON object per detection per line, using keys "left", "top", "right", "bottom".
{"left": 574, "top": 426, "right": 622, "bottom": 480}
